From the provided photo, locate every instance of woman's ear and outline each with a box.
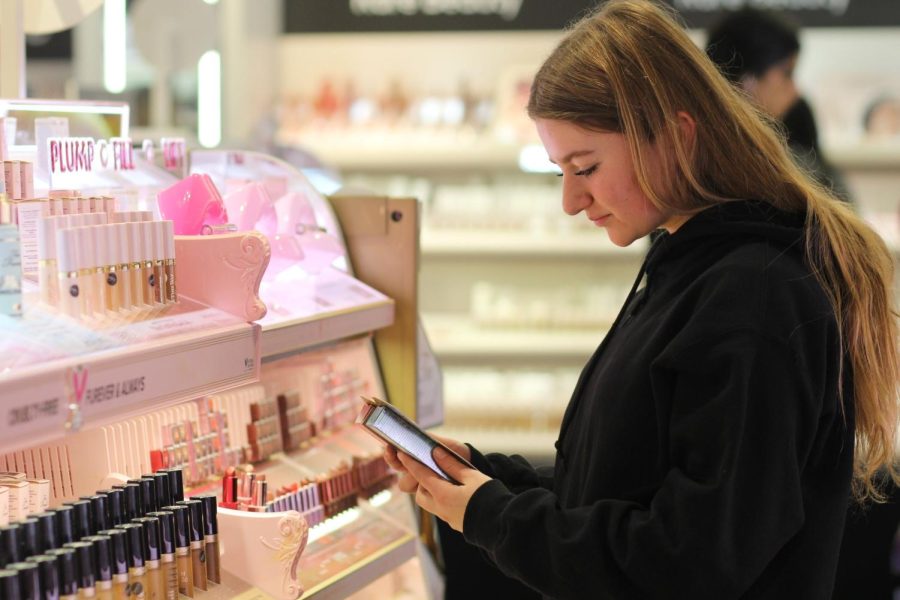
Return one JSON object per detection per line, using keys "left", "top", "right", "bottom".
{"left": 675, "top": 110, "right": 697, "bottom": 151}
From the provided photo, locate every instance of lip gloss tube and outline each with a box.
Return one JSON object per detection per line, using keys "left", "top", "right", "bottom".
{"left": 114, "top": 523, "right": 146, "bottom": 600}
{"left": 161, "top": 505, "right": 192, "bottom": 597}
{"left": 96, "top": 529, "right": 130, "bottom": 600}
{"left": 133, "top": 517, "right": 162, "bottom": 600}
{"left": 161, "top": 221, "right": 177, "bottom": 303}
{"left": 146, "top": 512, "right": 177, "bottom": 599}
{"left": 83, "top": 535, "right": 114, "bottom": 600}
{"left": 47, "top": 547, "right": 78, "bottom": 600}
{"left": 57, "top": 228, "right": 84, "bottom": 319}
{"left": 195, "top": 495, "right": 220, "bottom": 583}
{"left": 8, "top": 560, "right": 40, "bottom": 599}
{"left": 38, "top": 216, "right": 60, "bottom": 306}
{"left": 63, "top": 541, "right": 96, "bottom": 598}
{"left": 149, "top": 222, "right": 166, "bottom": 305}
{"left": 175, "top": 500, "right": 206, "bottom": 591}
{"left": 128, "top": 222, "right": 153, "bottom": 308}
{"left": 73, "top": 227, "right": 101, "bottom": 318}
{"left": 112, "top": 224, "right": 134, "bottom": 314}
{"left": 27, "top": 554, "right": 59, "bottom": 599}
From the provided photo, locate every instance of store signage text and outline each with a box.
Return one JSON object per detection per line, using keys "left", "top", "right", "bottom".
{"left": 673, "top": 0, "right": 849, "bottom": 16}
{"left": 48, "top": 137, "right": 135, "bottom": 175}
{"left": 349, "top": 0, "right": 524, "bottom": 20}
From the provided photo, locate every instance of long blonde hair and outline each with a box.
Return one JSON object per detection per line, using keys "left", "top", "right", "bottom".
{"left": 528, "top": 0, "right": 899, "bottom": 502}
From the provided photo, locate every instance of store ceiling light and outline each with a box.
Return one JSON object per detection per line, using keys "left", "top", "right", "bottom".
{"left": 198, "top": 50, "right": 222, "bottom": 148}
{"left": 103, "top": 0, "right": 127, "bottom": 94}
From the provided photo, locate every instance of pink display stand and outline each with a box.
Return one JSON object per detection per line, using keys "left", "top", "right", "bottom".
{"left": 175, "top": 231, "right": 271, "bottom": 322}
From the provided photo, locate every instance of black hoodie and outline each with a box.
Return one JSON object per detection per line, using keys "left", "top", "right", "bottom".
{"left": 462, "top": 201, "right": 853, "bottom": 599}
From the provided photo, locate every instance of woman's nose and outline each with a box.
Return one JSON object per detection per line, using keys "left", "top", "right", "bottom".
{"left": 561, "top": 176, "right": 590, "bottom": 216}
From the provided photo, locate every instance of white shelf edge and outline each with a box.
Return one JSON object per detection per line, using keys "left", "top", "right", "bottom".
{"left": 421, "top": 231, "right": 647, "bottom": 258}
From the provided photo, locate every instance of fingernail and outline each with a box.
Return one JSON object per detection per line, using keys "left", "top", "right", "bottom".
{"left": 433, "top": 447, "right": 447, "bottom": 459}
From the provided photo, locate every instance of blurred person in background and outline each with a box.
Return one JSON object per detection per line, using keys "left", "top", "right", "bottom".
{"left": 706, "top": 8, "right": 851, "bottom": 203}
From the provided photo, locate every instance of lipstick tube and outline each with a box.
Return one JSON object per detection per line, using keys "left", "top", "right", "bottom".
{"left": 47, "top": 547, "right": 79, "bottom": 600}
{"left": 83, "top": 535, "right": 114, "bottom": 600}
{"left": 8, "top": 560, "right": 40, "bottom": 600}
{"left": 161, "top": 220, "right": 177, "bottom": 303}
{"left": 161, "top": 505, "right": 192, "bottom": 597}
{"left": 114, "top": 523, "right": 146, "bottom": 600}
{"left": 133, "top": 517, "right": 162, "bottom": 600}
{"left": 146, "top": 511, "right": 177, "bottom": 600}
{"left": 96, "top": 529, "right": 130, "bottom": 600}
{"left": 195, "top": 495, "right": 220, "bottom": 583}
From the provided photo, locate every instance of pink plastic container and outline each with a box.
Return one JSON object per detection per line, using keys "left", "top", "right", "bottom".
{"left": 157, "top": 173, "right": 228, "bottom": 235}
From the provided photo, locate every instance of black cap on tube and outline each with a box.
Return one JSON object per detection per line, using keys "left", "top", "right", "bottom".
{"left": 18, "top": 519, "right": 38, "bottom": 559}
{"left": 133, "top": 517, "right": 160, "bottom": 562}
{"left": 34, "top": 512, "right": 58, "bottom": 553}
{"left": 53, "top": 506, "right": 75, "bottom": 545}
{"left": 162, "top": 505, "right": 189, "bottom": 549}
{"left": 122, "top": 484, "right": 142, "bottom": 521}
{"left": 27, "top": 555, "right": 58, "bottom": 598}
{"left": 89, "top": 495, "right": 109, "bottom": 533}
{"left": 152, "top": 473, "right": 172, "bottom": 509}
{"left": 82, "top": 535, "right": 112, "bottom": 583}
{"left": 114, "top": 524, "right": 144, "bottom": 569}
{"left": 96, "top": 529, "right": 128, "bottom": 577}
{"left": 63, "top": 542, "right": 95, "bottom": 590}
{"left": 162, "top": 469, "right": 184, "bottom": 503}
{"left": 0, "top": 569, "right": 20, "bottom": 598}
{"left": 195, "top": 495, "right": 219, "bottom": 536}
{"left": 8, "top": 561, "right": 40, "bottom": 600}
{"left": 0, "top": 524, "right": 20, "bottom": 565}
{"left": 64, "top": 500, "right": 93, "bottom": 540}
{"left": 100, "top": 488, "right": 125, "bottom": 527}
{"left": 139, "top": 478, "right": 158, "bottom": 514}
{"left": 146, "top": 512, "right": 175, "bottom": 556}
{"left": 175, "top": 500, "right": 203, "bottom": 543}
{"left": 46, "top": 548, "right": 77, "bottom": 595}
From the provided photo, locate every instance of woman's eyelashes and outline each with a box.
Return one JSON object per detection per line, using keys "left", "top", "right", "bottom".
{"left": 556, "top": 164, "right": 599, "bottom": 178}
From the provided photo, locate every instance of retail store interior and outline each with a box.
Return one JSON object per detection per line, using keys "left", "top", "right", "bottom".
{"left": 0, "top": 0, "right": 898, "bottom": 598}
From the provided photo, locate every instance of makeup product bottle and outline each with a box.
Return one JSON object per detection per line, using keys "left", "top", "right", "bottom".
{"left": 128, "top": 222, "right": 153, "bottom": 309}
{"left": 99, "top": 489, "right": 125, "bottom": 527}
{"left": 19, "top": 517, "right": 39, "bottom": 558}
{"left": 114, "top": 524, "right": 146, "bottom": 600}
{"left": 82, "top": 535, "right": 114, "bottom": 600}
{"left": 91, "top": 227, "right": 111, "bottom": 318}
{"left": 57, "top": 228, "right": 84, "bottom": 319}
{"left": 152, "top": 474, "right": 171, "bottom": 510}
{"left": 28, "top": 554, "right": 59, "bottom": 599}
{"left": 35, "top": 511, "right": 59, "bottom": 552}
{"left": 145, "top": 512, "right": 176, "bottom": 600}
{"left": 133, "top": 517, "right": 162, "bottom": 600}
{"left": 0, "top": 568, "right": 20, "bottom": 598}
{"left": 37, "top": 216, "right": 60, "bottom": 306}
{"left": 161, "top": 470, "right": 184, "bottom": 503}
{"left": 55, "top": 505, "right": 76, "bottom": 545}
{"left": 73, "top": 227, "right": 101, "bottom": 318}
{"left": 65, "top": 499, "right": 94, "bottom": 539}
{"left": 138, "top": 478, "right": 158, "bottom": 514}
{"left": 148, "top": 223, "right": 165, "bottom": 305}
{"left": 89, "top": 496, "right": 110, "bottom": 539}
{"left": 161, "top": 221, "right": 177, "bottom": 303}
{"left": 100, "top": 226, "right": 123, "bottom": 317}
{"left": 64, "top": 541, "right": 96, "bottom": 598}
{"left": 96, "top": 529, "right": 129, "bottom": 600}
{"left": 160, "top": 505, "right": 192, "bottom": 597}
{"left": 113, "top": 224, "right": 134, "bottom": 314}
{"left": 175, "top": 500, "right": 206, "bottom": 591}
{"left": 8, "top": 560, "right": 40, "bottom": 599}
{"left": 122, "top": 483, "right": 142, "bottom": 521}
{"left": 47, "top": 547, "right": 78, "bottom": 600}
{"left": 195, "top": 495, "right": 220, "bottom": 583}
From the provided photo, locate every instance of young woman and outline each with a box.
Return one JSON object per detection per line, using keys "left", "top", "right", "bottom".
{"left": 387, "top": 1, "right": 899, "bottom": 597}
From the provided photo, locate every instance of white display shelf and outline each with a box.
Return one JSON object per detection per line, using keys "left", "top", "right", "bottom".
{"left": 823, "top": 142, "right": 900, "bottom": 170}
{"left": 431, "top": 426, "right": 559, "bottom": 458}
{"left": 0, "top": 301, "right": 260, "bottom": 454}
{"left": 421, "top": 229, "right": 647, "bottom": 258}
{"left": 422, "top": 313, "right": 604, "bottom": 359}
{"left": 258, "top": 268, "right": 395, "bottom": 361}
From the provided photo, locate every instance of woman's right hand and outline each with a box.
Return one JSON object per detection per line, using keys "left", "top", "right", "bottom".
{"left": 383, "top": 433, "right": 471, "bottom": 494}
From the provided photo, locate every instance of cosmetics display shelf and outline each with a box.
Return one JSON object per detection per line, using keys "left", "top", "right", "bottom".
{"left": 422, "top": 313, "right": 603, "bottom": 360}
{"left": 257, "top": 268, "right": 395, "bottom": 361}
{"left": 421, "top": 229, "right": 647, "bottom": 258}
{"left": 0, "top": 300, "right": 260, "bottom": 455}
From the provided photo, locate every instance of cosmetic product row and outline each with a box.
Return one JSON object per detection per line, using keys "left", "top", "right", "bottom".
{"left": 0, "top": 160, "right": 35, "bottom": 224}
{"left": 0, "top": 467, "right": 220, "bottom": 599}
{"left": 219, "top": 467, "right": 269, "bottom": 513}
{"left": 38, "top": 214, "right": 178, "bottom": 322}
{"left": 0, "top": 472, "right": 50, "bottom": 527}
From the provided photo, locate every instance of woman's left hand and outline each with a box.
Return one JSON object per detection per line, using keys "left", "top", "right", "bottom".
{"left": 398, "top": 447, "right": 492, "bottom": 532}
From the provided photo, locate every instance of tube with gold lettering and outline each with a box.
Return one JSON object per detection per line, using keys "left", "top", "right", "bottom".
{"left": 133, "top": 517, "right": 163, "bottom": 600}
{"left": 83, "top": 535, "right": 114, "bottom": 600}
{"left": 161, "top": 221, "right": 177, "bottom": 303}
{"left": 195, "top": 495, "right": 220, "bottom": 583}
{"left": 146, "top": 512, "right": 176, "bottom": 600}
{"left": 37, "top": 216, "right": 60, "bottom": 306}
{"left": 114, "top": 523, "right": 146, "bottom": 600}
{"left": 56, "top": 228, "right": 84, "bottom": 319}
{"left": 161, "top": 505, "right": 192, "bottom": 597}
{"left": 96, "top": 528, "right": 129, "bottom": 600}
{"left": 175, "top": 500, "right": 206, "bottom": 591}
{"left": 126, "top": 222, "right": 151, "bottom": 313}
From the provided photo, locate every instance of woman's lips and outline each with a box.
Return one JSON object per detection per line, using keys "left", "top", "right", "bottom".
{"left": 590, "top": 214, "right": 611, "bottom": 226}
